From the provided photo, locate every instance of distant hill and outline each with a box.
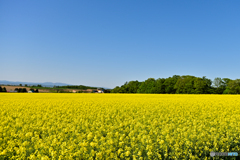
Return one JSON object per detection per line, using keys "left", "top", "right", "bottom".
{"left": 0, "top": 80, "right": 111, "bottom": 89}
{"left": 0, "top": 80, "right": 70, "bottom": 87}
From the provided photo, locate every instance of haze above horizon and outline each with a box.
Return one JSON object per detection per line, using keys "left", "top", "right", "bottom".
{"left": 1, "top": 0, "right": 240, "bottom": 88}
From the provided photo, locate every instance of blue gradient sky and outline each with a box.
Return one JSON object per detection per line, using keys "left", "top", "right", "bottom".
{"left": 1, "top": 0, "right": 240, "bottom": 88}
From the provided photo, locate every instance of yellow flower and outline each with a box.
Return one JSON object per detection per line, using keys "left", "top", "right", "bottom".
{"left": 1, "top": 94, "right": 240, "bottom": 159}
{"left": 125, "top": 151, "right": 130, "bottom": 156}
{"left": 160, "top": 140, "right": 164, "bottom": 145}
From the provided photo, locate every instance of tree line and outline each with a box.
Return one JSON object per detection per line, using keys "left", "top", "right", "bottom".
{"left": 111, "top": 75, "right": 240, "bottom": 94}
{"left": 14, "top": 88, "right": 27, "bottom": 92}
{"left": 0, "top": 86, "right": 40, "bottom": 93}
{"left": 14, "top": 88, "right": 39, "bottom": 93}
{"left": 54, "top": 85, "right": 97, "bottom": 90}
{"left": 0, "top": 86, "right": 7, "bottom": 92}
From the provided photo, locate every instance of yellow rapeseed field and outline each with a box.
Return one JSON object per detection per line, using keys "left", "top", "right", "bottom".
{"left": 0, "top": 93, "right": 240, "bottom": 159}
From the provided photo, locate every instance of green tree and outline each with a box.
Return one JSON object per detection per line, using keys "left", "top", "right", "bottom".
{"left": 19, "top": 84, "right": 22, "bottom": 86}
{"left": 222, "top": 78, "right": 231, "bottom": 94}
{"left": 126, "top": 81, "right": 141, "bottom": 93}
{"left": 110, "top": 75, "right": 240, "bottom": 94}
{"left": 0, "top": 86, "right": 2, "bottom": 92}
{"left": 2, "top": 87, "right": 6, "bottom": 92}
{"left": 164, "top": 75, "right": 180, "bottom": 94}
{"left": 213, "top": 77, "right": 224, "bottom": 93}
{"left": 22, "top": 88, "right": 27, "bottom": 92}
{"left": 193, "top": 76, "right": 212, "bottom": 94}
{"left": 121, "top": 82, "right": 129, "bottom": 93}
{"left": 202, "top": 76, "right": 213, "bottom": 93}
{"left": 174, "top": 75, "right": 196, "bottom": 94}
{"left": 194, "top": 77, "right": 205, "bottom": 94}
{"left": 137, "top": 78, "right": 155, "bottom": 93}
{"left": 228, "top": 79, "right": 240, "bottom": 94}
{"left": 153, "top": 78, "right": 165, "bottom": 93}
{"left": 111, "top": 86, "right": 120, "bottom": 93}
{"left": 18, "top": 88, "right": 23, "bottom": 92}
{"left": 222, "top": 78, "right": 231, "bottom": 86}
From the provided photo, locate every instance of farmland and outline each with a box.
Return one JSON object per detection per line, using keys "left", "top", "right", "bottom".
{"left": 0, "top": 86, "right": 94, "bottom": 93}
{"left": 0, "top": 94, "right": 240, "bottom": 159}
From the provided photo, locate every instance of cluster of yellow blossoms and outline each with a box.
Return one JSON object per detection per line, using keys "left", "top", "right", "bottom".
{"left": 0, "top": 93, "right": 240, "bottom": 159}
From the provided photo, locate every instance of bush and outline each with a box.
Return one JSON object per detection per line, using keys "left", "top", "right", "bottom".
{"left": 223, "top": 88, "right": 230, "bottom": 94}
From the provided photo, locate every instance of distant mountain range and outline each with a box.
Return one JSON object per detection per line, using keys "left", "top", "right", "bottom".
{"left": 0, "top": 80, "right": 71, "bottom": 87}
{"left": 0, "top": 80, "right": 111, "bottom": 89}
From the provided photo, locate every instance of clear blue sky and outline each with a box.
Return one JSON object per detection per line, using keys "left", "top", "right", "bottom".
{"left": 1, "top": 0, "right": 240, "bottom": 88}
